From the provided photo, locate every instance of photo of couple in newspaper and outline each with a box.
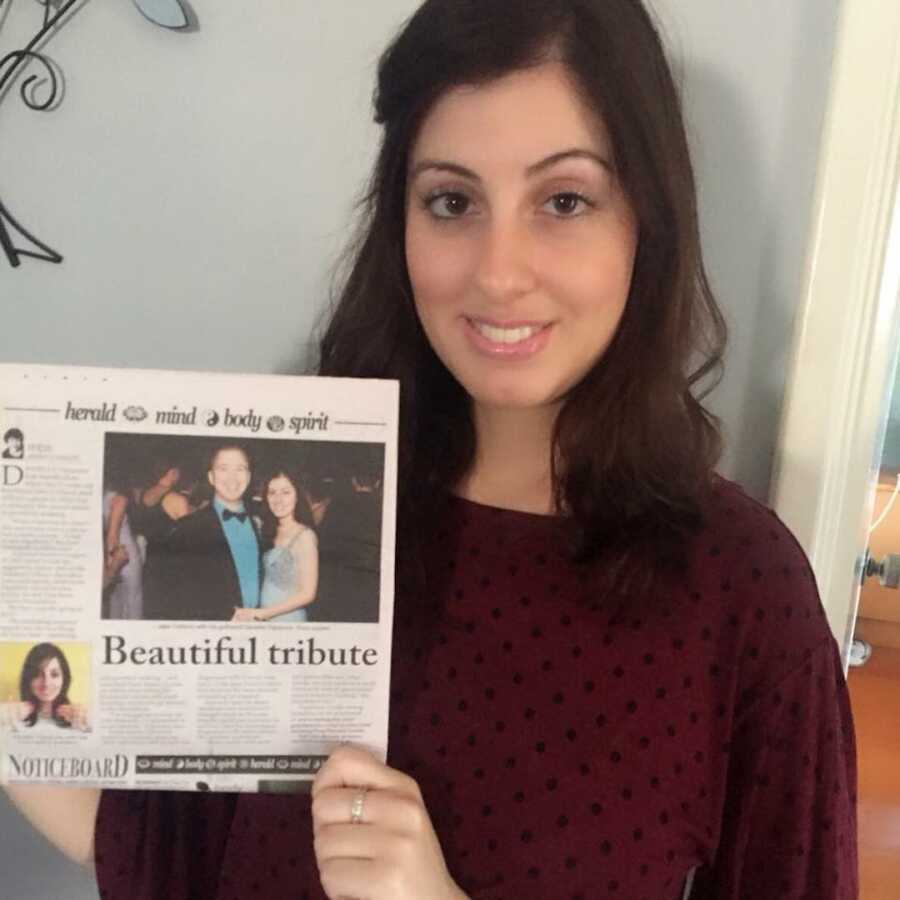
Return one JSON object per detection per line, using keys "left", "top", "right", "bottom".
{"left": 0, "top": 365, "right": 398, "bottom": 793}
{"left": 101, "top": 433, "right": 383, "bottom": 625}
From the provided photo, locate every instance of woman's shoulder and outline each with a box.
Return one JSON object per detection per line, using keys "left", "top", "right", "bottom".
{"left": 696, "top": 474, "right": 815, "bottom": 575}
{"left": 281, "top": 524, "right": 317, "bottom": 549}
{"left": 683, "top": 474, "right": 839, "bottom": 697}
{"left": 161, "top": 491, "right": 190, "bottom": 519}
{"left": 694, "top": 475, "right": 780, "bottom": 538}
{"left": 693, "top": 473, "right": 825, "bottom": 604}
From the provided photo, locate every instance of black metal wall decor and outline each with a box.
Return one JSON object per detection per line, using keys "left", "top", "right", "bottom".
{"left": 0, "top": 0, "right": 195, "bottom": 269}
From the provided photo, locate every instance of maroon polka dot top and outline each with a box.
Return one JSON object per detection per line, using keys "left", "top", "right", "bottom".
{"left": 95, "top": 477, "right": 858, "bottom": 899}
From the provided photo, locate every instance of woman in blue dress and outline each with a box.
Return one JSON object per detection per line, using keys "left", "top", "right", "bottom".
{"left": 234, "top": 468, "right": 318, "bottom": 622}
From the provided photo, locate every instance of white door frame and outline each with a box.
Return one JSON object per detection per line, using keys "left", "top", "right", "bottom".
{"left": 771, "top": 0, "right": 900, "bottom": 667}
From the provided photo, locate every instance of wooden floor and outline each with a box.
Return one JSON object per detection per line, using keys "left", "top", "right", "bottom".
{"left": 847, "top": 645, "right": 900, "bottom": 899}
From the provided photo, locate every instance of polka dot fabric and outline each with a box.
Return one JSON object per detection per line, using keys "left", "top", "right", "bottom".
{"left": 95, "top": 478, "right": 857, "bottom": 899}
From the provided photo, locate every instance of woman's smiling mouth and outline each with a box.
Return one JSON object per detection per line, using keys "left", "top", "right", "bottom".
{"left": 465, "top": 317, "right": 553, "bottom": 358}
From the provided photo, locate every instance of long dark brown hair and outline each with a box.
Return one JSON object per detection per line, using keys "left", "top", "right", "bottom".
{"left": 259, "top": 468, "right": 317, "bottom": 549}
{"left": 318, "top": 0, "right": 726, "bottom": 579}
{"left": 19, "top": 642, "right": 72, "bottom": 728}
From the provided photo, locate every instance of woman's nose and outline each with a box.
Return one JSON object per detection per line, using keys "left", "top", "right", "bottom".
{"left": 473, "top": 216, "right": 538, "bottom": 303}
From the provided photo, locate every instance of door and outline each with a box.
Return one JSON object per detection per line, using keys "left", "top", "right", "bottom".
{"left": 772, "top": 0, "right": 900, "bottom": 667}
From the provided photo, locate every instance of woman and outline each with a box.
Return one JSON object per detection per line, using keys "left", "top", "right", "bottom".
{"left": 134, "top": 460, "right": 202, "bottom": 620}
{"left": 10, "top": 2, "right": 857, "bottom": 897}
{"left": 102, "top": 484, "right": 143, "bottom": 620}
{"left": 2, "top": 427, "right": 23, "bottom": 459}
{"left": 232, "top": 468, "right": 319, "bottom": 622}
{"left": 3, "top": 643, "right": 89, "bottom": 733}
{"left": 136, "top": 462, "right": 198, "bottom": 539}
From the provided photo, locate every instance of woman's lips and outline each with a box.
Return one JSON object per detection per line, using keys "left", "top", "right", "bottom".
{"left": 464, "top": 317, "right": 553, "bottom": 358}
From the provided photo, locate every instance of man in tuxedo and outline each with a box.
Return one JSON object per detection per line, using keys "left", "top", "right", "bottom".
{"left": 149, "top": 444, "right": 261, "bottom": 620}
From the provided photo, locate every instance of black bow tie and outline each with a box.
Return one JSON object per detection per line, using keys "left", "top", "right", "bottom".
{"left": 223, "top": 509, "right": 248, "bottom": 523}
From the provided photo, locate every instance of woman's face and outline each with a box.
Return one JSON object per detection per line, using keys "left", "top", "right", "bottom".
{"left": 30, "top": 656, "right": 64, "bottom": 705}
{"left": 405, "top": 62, "right": 638, "bottom": 415}
{"left": 266, "top": 475, "right": 298, "bottom": 521}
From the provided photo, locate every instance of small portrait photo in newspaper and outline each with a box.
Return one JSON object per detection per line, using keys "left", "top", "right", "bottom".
{"left": 101, "top": 433, "right": 384, "bottom": 624}
{"left": 0, "top": 641, "right": 92, "bottom": 734}
{"left": 1, "top": 427, "right": 24, "bottom": 460}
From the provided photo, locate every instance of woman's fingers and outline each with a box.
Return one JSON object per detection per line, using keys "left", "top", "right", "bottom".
{"left": 311, "top": 745, "right": 464, "bottom": 900}
{"left": 314, "top": 821, "right": 391, "bottom": 862}
{"left": 317, "top": 856, "right": 378, "bottom": 900}
{"left": 312, "top": 785, "right": 427, "bottom": 832}
{"left": 55, "top": 704, "right": 89, "bottom": 729}
{"left": 313, "top": 745, "right": 416, "bottom": 798}
{"left": 1, "top": 700, "right": 36, "bottom": 729}
{"left": 313, "top": 786, "right": 374, "bottom": 829}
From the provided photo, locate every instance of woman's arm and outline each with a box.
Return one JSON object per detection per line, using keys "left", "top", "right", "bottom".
{"left": 140, "top": 482, "right": 168, "bottom": 508}
{"left": 256, "top": 529, "right": 318, "bottom": 621}
{"left": 141, "top": 468, "right": 179, "bottom": 508}
{"left": 104, "top": 493, "right": 127, "bottom": 555}
{"left": 3, "top": 784, "right": 100, "bottom": 868}
{"left": 689, "top": 637, "right": 857, "bottom": 898}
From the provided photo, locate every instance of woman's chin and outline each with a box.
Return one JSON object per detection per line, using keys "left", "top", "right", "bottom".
{"left": 469, "top": 385, "right": 565, "bottom": 415}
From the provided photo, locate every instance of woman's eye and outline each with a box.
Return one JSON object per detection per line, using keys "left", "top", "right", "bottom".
{"left": 425, "top": 191, "right": 473, "bottom": 219}
{"left": 544, "top": 192, "right": 592, "bottom": 217}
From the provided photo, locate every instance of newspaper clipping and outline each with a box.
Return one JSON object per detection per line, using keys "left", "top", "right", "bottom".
{"left": 0, "top": 364, "right": 398, "bottom": 793}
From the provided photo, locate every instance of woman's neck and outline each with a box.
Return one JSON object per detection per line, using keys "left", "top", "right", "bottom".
{"left": 276, "top": 516, "right": 301, "bottom": 535}
{"left": 456, "top": 402, "right": 559, "bottom": 515}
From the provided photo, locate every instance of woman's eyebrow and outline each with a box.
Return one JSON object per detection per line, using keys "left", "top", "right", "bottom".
{"left": 408, "top": 160, "right": 480, "bottom": 182}
{"left": 409, "top": 148, "right": 611, "bottom": 182}
{"left": 525, "top": 148, "right": 612, "bottom": 175}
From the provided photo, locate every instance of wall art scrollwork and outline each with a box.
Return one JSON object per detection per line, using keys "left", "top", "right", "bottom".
{"left": 0, "top": 0, "right": 195, "bottom": 269}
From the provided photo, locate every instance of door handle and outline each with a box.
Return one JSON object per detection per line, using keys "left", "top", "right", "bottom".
{"left": 862, "top": 549, "right": 900, "bottom": 588}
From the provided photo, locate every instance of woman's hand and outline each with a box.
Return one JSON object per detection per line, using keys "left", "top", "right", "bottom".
{"left": 103, "top": 544, "right": 129, "bottom": 589}
{"left": 158, "top": 467, "right": 180, "bottom": 490}
{"left": 0, "top": 698, "right": 33, "bottom": 730}
{"left": 105, "top": 539, "right": 126, "bottom": 559}
{"left": 312, "top": 744, "right": 467, "bottom": 900}
{"left": 57, "top": 704, "right": 90, "bottom": 732}
{"left": 231, "top": 608, "right": 259, "bottom": 622}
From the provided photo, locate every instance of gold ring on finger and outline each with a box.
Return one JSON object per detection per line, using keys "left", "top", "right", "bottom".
{"left": 350, "top": 786, "right": 368, "bottom": 824}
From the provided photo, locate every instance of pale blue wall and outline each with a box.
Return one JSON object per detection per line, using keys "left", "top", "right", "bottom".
{"left": 0, "top": 0, "right": 841, "bottom": 895}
